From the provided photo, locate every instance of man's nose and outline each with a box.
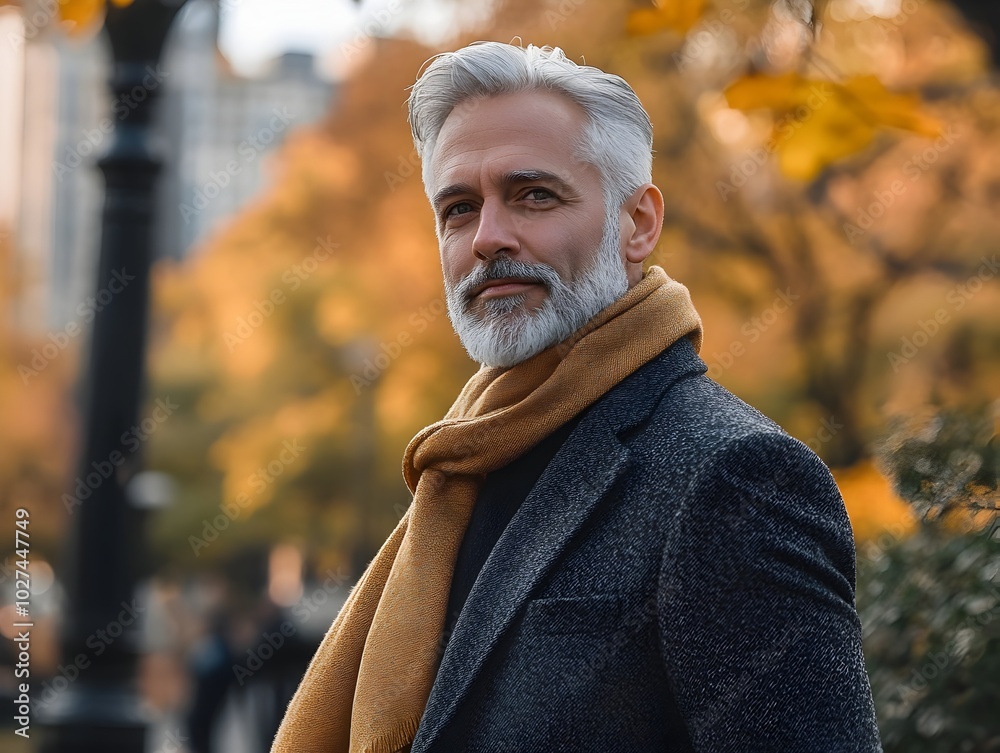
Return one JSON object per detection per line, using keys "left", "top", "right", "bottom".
{"left": 472, "top": 201, "right": 520, "bottom": 261}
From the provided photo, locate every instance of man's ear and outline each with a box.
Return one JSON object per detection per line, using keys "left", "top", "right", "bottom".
{"left": 622, "top": 183, "right": 664, "bottom": 265}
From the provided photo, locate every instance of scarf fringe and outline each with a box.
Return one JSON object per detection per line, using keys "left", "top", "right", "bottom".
{"left": 364, "top": 715, "right": 422, "bottom": 753}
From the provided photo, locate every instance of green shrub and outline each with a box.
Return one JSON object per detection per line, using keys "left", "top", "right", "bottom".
{"left": 858, "top": 405, "right": 999, "bottom": 751}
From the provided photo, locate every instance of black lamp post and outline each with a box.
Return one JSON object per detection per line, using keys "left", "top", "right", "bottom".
{"left": 39, "top": 1, "right": 187, "bottom": 750}
{"left": 949, "top": 1, "right": 1000, "bottom": 65}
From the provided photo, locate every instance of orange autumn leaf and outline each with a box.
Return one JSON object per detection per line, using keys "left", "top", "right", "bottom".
{"left": 724, "top": 72, "right": 943, "bottom": 180}
{"left": 626, "top": 0, "right": 708, "bottom": 36}
{"left": 58, "top": 0, "right": 134, "bottom": 35}
{"left": 724, "top": 71, "right": 804, "bottom": 110}
{"left": 57, "top": 0, "right": 104, "bottom": 33}
{"left": 833, "top": 461, "right": 917, "bottom": 543}
{"left": 841, "top": 75, "right": 942, "bottom": 136}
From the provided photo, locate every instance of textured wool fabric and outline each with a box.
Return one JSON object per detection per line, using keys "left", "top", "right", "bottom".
{"left": 443, "top": 410, "right": 587, "bottom": 648}
{"left": 270, "top": 266, "right": 703, "bottom": 753}
{"left": 410, "top": 338, "right": 882, "bottom": 751}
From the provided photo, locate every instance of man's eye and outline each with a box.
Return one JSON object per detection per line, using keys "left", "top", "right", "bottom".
{"left": 525, "top": 188, "right": 554, "bottom": 201}
{"left": 445, "top": 202, "right": 474, "bottom": 218}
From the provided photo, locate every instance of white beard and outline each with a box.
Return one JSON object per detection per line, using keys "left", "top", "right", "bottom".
{"left": 444, "top": 211, "right": 629, "bottom": 368}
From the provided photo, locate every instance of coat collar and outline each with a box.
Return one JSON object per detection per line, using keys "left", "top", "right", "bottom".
{"left": 412, "top": 337, "right": 706, "bottom": 751}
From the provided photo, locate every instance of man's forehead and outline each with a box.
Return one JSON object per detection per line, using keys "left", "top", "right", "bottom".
{"left": 441, "top": 89, "right": 586, "bottom": 132}
{"left": 441, "top": 91, "right": 584, "bottom": 143}
{"left": 429, "top": 91, "right": 596, "bottom": 193}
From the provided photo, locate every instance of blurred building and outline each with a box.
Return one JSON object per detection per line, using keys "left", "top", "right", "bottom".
{"left": 155, "top": 0, "right": 335, "bottom": 261}
{"left": 0, "top": 5, "right": 107, "bottom": 336}
{"left": 3, "top": 0, "right": 336, "bottom": 333}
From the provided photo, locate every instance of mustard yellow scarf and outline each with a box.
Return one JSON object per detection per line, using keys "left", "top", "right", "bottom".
{"left": 271, "top": 265, "right": 703, "bottom": 753}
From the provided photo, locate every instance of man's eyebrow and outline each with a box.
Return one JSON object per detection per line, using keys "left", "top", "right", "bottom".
{"left": 432, "top": 183, "right": 475, "bottom": 212}
{"left": 431, "top": 169, "right": 574, "bottom": 212}
{"left": 500, "top": 169, "right": 574, "bottom": 193}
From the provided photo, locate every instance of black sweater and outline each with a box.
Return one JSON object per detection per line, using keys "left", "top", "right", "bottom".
{"left": 441, "top": 411, "right": 586, "bottom": 648}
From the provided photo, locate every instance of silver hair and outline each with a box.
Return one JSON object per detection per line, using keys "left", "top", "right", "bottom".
{"left": 407, "top": 41, "right": 654, "bottom": 210}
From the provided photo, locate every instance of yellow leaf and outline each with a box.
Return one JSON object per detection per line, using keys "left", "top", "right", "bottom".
{"left": 724, "top": 72, "right": 943, "bottom": 180}
{"left": 626, "top": 8, "right": 673, "bottom": 36}
{"left": 57, "top": 0, "right": 105, "bottom": 34}
{"left": 724, "top": 72, "right": 802, "bottom": 110}
{"left": 842, "top": 75, "right": 942, "bottom": 138}
{"left": 626, "top": 0, "right": 708, "bottom": 36}
{"left": 778, "top": 100, "right": 877, "bottom": 180}
{"left": 833, "top": 461, "right": 917, "bottom": 543}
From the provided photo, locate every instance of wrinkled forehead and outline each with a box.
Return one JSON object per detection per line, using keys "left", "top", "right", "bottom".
{"left": 427, "top": 91, "right": 598, "bottom": 195}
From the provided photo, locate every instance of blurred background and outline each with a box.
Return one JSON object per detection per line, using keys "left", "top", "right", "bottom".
{"left": 0, "top": 0, "right": 997, "bottom": 750}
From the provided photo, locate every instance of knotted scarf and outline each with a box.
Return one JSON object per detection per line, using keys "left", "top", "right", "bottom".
{"left": 271, "top": 265, "right": 703, "bottom": 753}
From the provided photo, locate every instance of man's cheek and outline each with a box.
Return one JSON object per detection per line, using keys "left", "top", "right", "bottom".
{"left": 440, "top": 255, "right": 465, "bottom": 287}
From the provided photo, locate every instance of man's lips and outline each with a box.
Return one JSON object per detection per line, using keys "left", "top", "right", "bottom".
{"left": 469, "top": 278, "right": 545, "bottom": 300}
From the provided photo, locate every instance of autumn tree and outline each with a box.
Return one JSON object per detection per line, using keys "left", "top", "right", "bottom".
{"left": 143, "top": 0, "right": 1000, "bottom": 576}
{"left": 146, "top": 39, "right": 475, "bottom": 579}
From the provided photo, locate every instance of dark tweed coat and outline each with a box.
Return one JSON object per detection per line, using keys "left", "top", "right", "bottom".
{"left": 410, "top": 337, "right": 883, "bottom": 752}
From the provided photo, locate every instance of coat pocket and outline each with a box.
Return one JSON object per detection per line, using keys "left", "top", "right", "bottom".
{"left": 523, "top": 593, "right": 622, "bottom": 636}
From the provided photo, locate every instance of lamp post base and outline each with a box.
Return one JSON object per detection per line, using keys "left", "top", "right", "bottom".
{"left": 37, "top": 682, "right": 148, "bottom": 753}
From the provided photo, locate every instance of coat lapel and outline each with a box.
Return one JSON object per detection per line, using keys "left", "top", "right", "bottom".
{"left": 410, "top": 337, "right": 707, "bottom": 751}
{"left": 412, "top": 409, "right": 632, "bottom": 752}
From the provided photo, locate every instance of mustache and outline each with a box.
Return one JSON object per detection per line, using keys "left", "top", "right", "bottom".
{"left": 455, "top": 257, "right": 561, "bottom": 302}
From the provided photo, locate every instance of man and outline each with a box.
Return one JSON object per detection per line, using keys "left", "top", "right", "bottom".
{"left": 273, "top": 42, "right": 882, "bottom": 752}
